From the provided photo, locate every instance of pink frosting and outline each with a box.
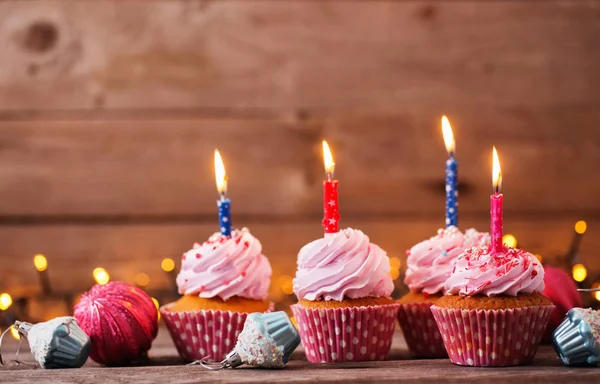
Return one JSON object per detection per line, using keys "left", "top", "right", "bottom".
{"left": 404, "top": 226, "right": 490, "bottom": 295}
{"left": 176, "top": 228, "right": 272, "bottom": 301}
{"left": 444, "top": 245, "right": 545, "bottom": 296}
{"left": 293, "top": 227, "right": 394, "bottom": 301}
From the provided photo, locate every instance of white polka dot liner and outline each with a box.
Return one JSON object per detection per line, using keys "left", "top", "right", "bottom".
{"left": 159, "top": 302, "right": 274, "bottom": 363}
{"left": 291, "top": 303, "right": 400, "bottom": 363}
{"left": 430, "top": 304, "right": 554, "bottom": 367}
{"left": 397, "top": 302, "right": 447, "bottom": 358}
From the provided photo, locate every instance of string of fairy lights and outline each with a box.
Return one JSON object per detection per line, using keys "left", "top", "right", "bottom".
{"left": 0, "top": 220, "right": 596, "bottom": 335}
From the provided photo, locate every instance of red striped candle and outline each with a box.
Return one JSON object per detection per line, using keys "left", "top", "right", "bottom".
{"left": 490, "top": 147, "right": 503, "bottom": 253}
{"left": 322, "top": 141, "right": 340, "bottom": 234}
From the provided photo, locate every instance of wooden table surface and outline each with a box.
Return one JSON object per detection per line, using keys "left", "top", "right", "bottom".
{"left": 0, "top": 328, "right": 598, "bottom": 383}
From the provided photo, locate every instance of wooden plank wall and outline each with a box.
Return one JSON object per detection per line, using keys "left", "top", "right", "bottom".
{"left": 0, "top": 0, "right": 599, "bottom": 302}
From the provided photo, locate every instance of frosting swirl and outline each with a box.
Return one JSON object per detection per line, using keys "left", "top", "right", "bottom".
{"left": 404, "top": 226, "right": 490, "bottom": 295}
{"left": 177, "top": 228, "right": 272, "bottom": 301}
{"left": 444, "top": 245, "right": 545, "bottom": 296}
{"left": 293, "top": 228, "right": 394, "bottom": 301}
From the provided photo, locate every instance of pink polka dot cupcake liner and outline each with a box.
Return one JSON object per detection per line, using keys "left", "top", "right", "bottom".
{"left": 160, "top": 303, "right": 272, "bottom": 363}
{"left": 430, "top": 304, "right": 554, "bottom": 367}
{"left": 397, "top": 302, "right": 447, "bottom": 358}
{"left": 291, "top": 303, "right": 400, "bottom": 363}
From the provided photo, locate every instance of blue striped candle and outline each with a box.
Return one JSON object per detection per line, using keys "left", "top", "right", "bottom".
{"left": 442, "top": 116, "right": 458, "bottom": 227}
{"left": 218, "top": 198, "right": 232, "bottom": 237}
{"left": 445, "top": 155, "right": 458, "bottom": 227}
{"left": 215, "top": 149, "right": 232, "bottom": 237}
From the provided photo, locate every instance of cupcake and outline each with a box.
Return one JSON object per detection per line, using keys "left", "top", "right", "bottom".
{"left": 431, "top": 245, "right": 555, "bottom": 366}
{"left": 160, "top": 227, "right": 273, "bottom": 362}
{"left": 553, "top": 308, "right": 600, "bottom": 366}
{"left": 291, "top": 227, "right": 399, "bottom": 363}
{"left": 398, "top": 226, "right": 489, "bottom": 357}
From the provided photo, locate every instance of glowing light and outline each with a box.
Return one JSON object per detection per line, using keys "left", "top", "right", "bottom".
{"left": 390, "top": 268, "right": 400, "bottom": 280}
{"left": 575, "top": 221, "right": 587, "bottom": 235}
{"left": 151, "top": 297, "right": 161, "bottom": 321}
{"left": 441, "top": 116, "right": 455, "bottom": 154}
{"left": 0, "top": 293, "right": 12, "bottom": 310}
{"left": 572, "top": 264, "right": 587, "bottom": 282}
{"left": 279, "top": 275, "right": 294, "bottom": 295}
{"left": 389, "top": 256, "right": 402, "bottom": 270}
{"left": 10, "top": 326, "right": 20, "bottom": 340}
{"left": 322, "top": 140, "right": 335, "bottom": 176}
{"left": 135, "top": 273, "right": 150, "bottom": 287}
{"left": 214, "top": 149, "right": 227, "bottom": 195}
{"left": 33, "top": 254, "right": 48, "bottom": 272}
{"left": 93, "top": 267, "right": 110, "bottom": 285}
{"left": 502, "top": 234, "right": 517, "bottom": 248}
{"left": 592, "top": 283, "right": 600, "bottom": 302}
{"left": 492, "top": 146, "right": 502, "bottom": 192}
{"left": 534, "top": 254, "right": 543, "bottom": 263}
{"left": 161, "top": 258, "right": 175, "bottom": 272}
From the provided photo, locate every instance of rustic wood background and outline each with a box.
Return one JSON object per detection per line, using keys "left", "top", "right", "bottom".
{"left": 0, "top": 0, "right": 599, "bottom": 310}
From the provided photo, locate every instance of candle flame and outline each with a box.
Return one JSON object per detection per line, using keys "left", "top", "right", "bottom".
{"left": 441, "top": 116, "right": 455, "bottom": 154}
{"left": 214, "top": 149, "right": 227, "bottom": 195}
{"left": 33, "top": 254, "right": 48, "bottom": 272}
{"left": 322, "top": 140, "right": 335, "bottom": 176}
{"left": 492, "top": 146, "right": 502, "bottom": 193}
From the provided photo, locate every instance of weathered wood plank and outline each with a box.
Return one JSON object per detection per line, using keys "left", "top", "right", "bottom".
{"left": 0, "top": 1, "right": 598, "bottom": 112}
{"left": 0, "top": 330, "right": 597, "bottom": 383}
{"left": 0, "top": 218, "right": 596, "bottom": 295}
{"left": 0, "top": 112, "right": 598, "bottom": 217}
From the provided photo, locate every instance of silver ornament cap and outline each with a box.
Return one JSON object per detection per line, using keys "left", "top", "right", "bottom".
{"left": 16, "top": 316, "right": 91, "bottom": 369}
{"left": 199, "top": 311, "right": 300, "bottom": 369}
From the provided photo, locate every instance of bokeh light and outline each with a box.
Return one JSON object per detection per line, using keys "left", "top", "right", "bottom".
{"left": 572, "top": 264, "right": 587, "bottom": 282}
{"left": 135, "top": 272, "right": 150, "bottom": 287}
{"left": 0, "top": 293, "right": 12, "bottom": 310}
{"left": 592, "top": 283, "right": 600, "bottom": 302}
{"left": 93, "top": 267, "right": 110, "bottom": 285}
{"left": 575, "top": 220, "right": 587, "bottom": 235}
{"left": 502, "top": 234, "right": 517, "bottom": 248}
{"left": 161, "top": 258, "right": 175, "bottom": 272}
{"left": 10, "top": 326, "right": 20, "bottom": 340}
{"left": 33, "top": 254, "right": 48, "bottom": 272}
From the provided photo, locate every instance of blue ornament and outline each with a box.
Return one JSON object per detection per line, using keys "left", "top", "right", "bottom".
{"left": 553, "top": 308, "right": 600, "bottom": 366}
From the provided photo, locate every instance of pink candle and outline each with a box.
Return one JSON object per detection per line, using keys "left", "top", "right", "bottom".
{"left": 322, "top": 141, "right": 340, "bottom": 234}
{"left": 490, "top": 146, "right": 503, "bottom": 253}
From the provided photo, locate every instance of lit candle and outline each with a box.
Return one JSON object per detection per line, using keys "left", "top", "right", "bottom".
{"left": 322, "top": 141, "right": 340, "bottom": 233}
{"left": 214, "top": 149, "right": 232, "bottom": 237}
{"left": 490, "top": 146, "right": 503, "bottom": 253}
{"left": 442, "top": 116, "right": 457, "bottom": 227}
{"left": 33, "top": 254, "right": 52, "bottom": 295}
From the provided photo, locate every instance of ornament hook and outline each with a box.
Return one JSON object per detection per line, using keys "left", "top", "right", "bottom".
{"left": 0, "top": 325, "right": 24, "bottom": 366}
{"left": 189, "top": 356, "right": 229, "bottom": 370}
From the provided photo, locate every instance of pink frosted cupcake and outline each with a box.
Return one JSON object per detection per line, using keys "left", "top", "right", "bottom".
{"left": 160, "top": 227, "right": 273, "bottom": 362}
{"left": 431, "top": 245, "right": 554, "bottom": 366}
{"left": 291, "top": 228, "right": 399, "bottom": 363}
{"left": 398, "top": 226, "right": 489, "bottom": 357}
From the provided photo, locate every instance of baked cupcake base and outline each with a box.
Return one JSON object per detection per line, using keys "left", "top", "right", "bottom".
{"left": 397, "top": 292, "right": 446, "bottom": 358}
{"left": 161, "top": 296, "right": 273, "bottom": 362}
{"left": 431, "top": 294, "right": 554, "bottom": 366}
{"left": 291, "top": 298, "right": 399, "bottom": 363}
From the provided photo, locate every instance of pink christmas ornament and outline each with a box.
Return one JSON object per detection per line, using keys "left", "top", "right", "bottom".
{"left": 74, "top": 282, "right": 158, "bottom": 365}
{"left": 542, "top": 265, "right": 582, "bottom": 343}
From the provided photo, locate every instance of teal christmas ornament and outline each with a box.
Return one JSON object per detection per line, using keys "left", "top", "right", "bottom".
{"left": 553, "top": 307, "right": 600, "bottom": 367}
{"left": 198, "top": 311, "right": 300, "bottom": 369}
{"left": 1, "top": 317, "right": 91, "bottom": 369}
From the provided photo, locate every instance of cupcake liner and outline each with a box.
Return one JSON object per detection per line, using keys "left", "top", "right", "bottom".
{"left": 431, "top": 305, "right": 554, "bottom": 367}
{"left": 291, "top": 303, "right": 400, "bottom": 363}
{"left": 397, "top": 302, "right": 447, "bottom": 358}
{"left": 160, "top": 302, "right": 273, "bottom": 362}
